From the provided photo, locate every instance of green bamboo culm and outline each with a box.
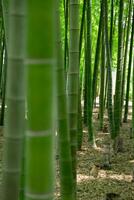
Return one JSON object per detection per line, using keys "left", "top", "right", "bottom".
{"left": 79, "top": 0, "right": 86, "bottom": 62}
{"left": 121, "top": 0, "right": 132, "bottom": 122}
{"left": 68, "top": 0, "right": 79, "bottom": 196}
{"left": 104, "top": 0, "right": 115, "bottom": 139}
{"left": 0, "top": 7, "right": 4, "bottom": 91}
{"left": 0, "top": 0, "right": 8, "bottom": 128}
{"left": 99, "top": 15, "right": 105, "bottom": 131}
{"left": 77, "top": 0, "right": 86, "bottom": 150}
{"left": 92, "top": 0, "right": 102, "bottom": 105}
{"left": 64, "top": 0, "right": 69, "bottom": 74}
{"left": 110, "top": 0, "right": 114, "bottom": 54}
{"left": 24, "top": 1, "right": 56, "bottom": 200}
{"left": 1, "top": 0, "right": 8, "bottom": 44}
{"left": 77, "top": 93, "right": 83, "bottom": 150}
{"left": 63, "top": 0, "right": 65, "bottom": 13}
{"left": 132, "top": 56, "right": 134, "bottom": 137}
{"left": 0, "top": 47, "right": 7, "bottom": 127}
{"left": 124, "top": 6, "right": 134, "bottom": 123}
{"left": 0, "top": 34, "right": 5, "bottom": 103}
{"left": 86, "top": 0, "right": 95, "bottom": 145}
{"left": 1, "top": 0, "right": 26, "bottom": 200}
{"left": 131, "top": 8, "right": 134, "bottom": 137}
{"left": 106, "top": 0, "right": 114, "bottom": 110}
{"left": 114, "top": 0, "right": 124, "bottom": 138}
{"left": 56, "top": 0, "right": 75, "bottom": 199}
{"left": 83, "top": 23, "right": 88, "bottom": 125}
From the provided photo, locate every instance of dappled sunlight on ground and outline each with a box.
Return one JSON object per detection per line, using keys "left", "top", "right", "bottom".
{"left": 105, "top": 173, "right": 132, "bottom": 182}
{"left": 76, "top": 107, "right": 134, "bottom": 199}
{"left": 129, "top": 160, "right": 134, "bottom": 163}
{"left": 77, "top": 174, "right": 91, "bottom": 182}
{"left": 77, "top": 170, "right": 132, "bottom": 183}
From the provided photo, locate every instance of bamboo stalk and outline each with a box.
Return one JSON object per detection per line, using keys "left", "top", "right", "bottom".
{"left": 1, "top": 0, "right": 26, "bottom": 199}
{"left": 24, "top": 1, "right": 56, "bottom": 200}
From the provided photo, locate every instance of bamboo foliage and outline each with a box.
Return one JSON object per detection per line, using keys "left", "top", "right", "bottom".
{"left": 1, "top": 0, "right": 26, "bottom": 200}
{"left": 24, "top": 1, "right": 55, "bottom": 200}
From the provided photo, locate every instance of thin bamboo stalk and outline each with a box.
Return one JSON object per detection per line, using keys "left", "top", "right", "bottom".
{"left": 68, "top": 0, "right": 79, "bottom": 195}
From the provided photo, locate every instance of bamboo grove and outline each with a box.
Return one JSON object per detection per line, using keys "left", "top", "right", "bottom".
{"left": 0, "top": 0, "right": 133, "bottom": 200}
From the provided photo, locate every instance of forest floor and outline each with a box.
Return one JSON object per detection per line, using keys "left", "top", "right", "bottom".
{"left": 0, "top": 108, "right": 134, "bottom": 199}
{"left": 56, "top": 107, "right": 134, "bottom": 200}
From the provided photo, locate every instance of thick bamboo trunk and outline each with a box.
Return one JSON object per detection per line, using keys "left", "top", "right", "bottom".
{"left": 24, "top": 1, "right": 56, "bottom": 200}
{"left": 1, "top": 0, "right": 26, "bottom": 200}
{"left": 56, "top": 0, "right": 75, "bottom": 199}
